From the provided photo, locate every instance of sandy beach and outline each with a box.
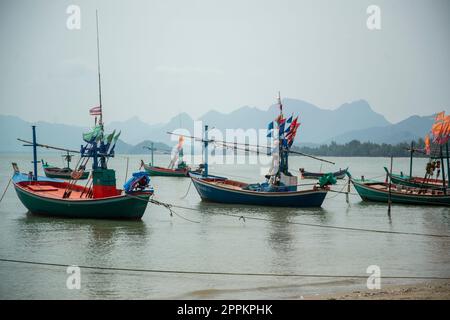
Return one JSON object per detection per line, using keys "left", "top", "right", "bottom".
{"left": 308, "top": 281, "right": 450, "bottom": 300}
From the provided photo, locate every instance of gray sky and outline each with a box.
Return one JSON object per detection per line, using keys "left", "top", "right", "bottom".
{"left": 0, "top": 0, "right": 449, "bottom": 126}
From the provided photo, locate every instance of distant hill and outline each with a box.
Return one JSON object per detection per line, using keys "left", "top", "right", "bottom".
{"left": 104, "top": 98, "right": 391, "bottom": 145}
{"left": 269, "top": 99, "right": 390, "bottom": 143}
{"left": 0, "top": 115, "right": 170, "bottom": 154}
{"left": 328, "top": 115, "right": 435, "bottom": 144}
{"left": 0, "top": 98, "right": 437, "bottom": 153}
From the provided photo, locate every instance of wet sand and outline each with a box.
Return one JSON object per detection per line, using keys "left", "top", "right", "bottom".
{"left": 308, "top": 281, "right": 450, "bottom": 300}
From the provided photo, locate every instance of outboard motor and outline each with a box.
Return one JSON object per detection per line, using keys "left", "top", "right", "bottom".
{"left": 123, "top": 171, "right": 153, "bottom": 194}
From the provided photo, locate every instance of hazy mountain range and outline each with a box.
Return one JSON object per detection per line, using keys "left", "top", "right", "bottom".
{"left": 0, "top": 98, "right": 437, "bottom": 153}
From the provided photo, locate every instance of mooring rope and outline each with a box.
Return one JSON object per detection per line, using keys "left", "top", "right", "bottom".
{"left": 180, "top": 180, "right": 193, "bottom": 199}
{"left": 127, "top": 194, "right": 450, "bottom": 238}
{"left": 0, "top": 178, "right": 12, "bottom": 204}
{"left": 326, "top": 182, "right": 350, "bottom": 199}
{"left": 0, "top": 258, "right": 449, "bottom": 280}
{"left": 127, "top": 194, "right": 200, "bottom": 224}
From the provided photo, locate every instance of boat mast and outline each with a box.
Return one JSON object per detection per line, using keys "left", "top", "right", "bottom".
{"left": 96, "top": 10, "right": 103, "bottom": 128}
{"left": 447, "top": 142, "right": 450, "bottom": 188}
{"left": 151, "top": 142, "right": 154, "bottom": 166}
{"left": 409, "top": 141, "right": 414, "bottom": 177}
{"left": 32, "top": 126, "right": 38, "bottom": 181}
{"left": 277, "top": 92, "right": 288, "bottom": 175}
{"left": 440, "top": 146, "right": 447, "bottom": 194}
{"left": 203, "top": 125, "right": 209, "bottom": 177}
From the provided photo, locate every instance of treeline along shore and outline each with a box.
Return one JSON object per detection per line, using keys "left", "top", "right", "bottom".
{"left": 292, "top": 139, "right": 427, "bottom": 157}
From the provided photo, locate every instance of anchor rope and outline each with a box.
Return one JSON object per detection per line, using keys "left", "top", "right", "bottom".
{"left": 126, "top": 194, "right": 450, "bottom": 238}
{"left": 127, "top": 194, "right": 200, "bottom": 224}
{"left": 326, "top": 182, "right": 350, "bottom": 199}
{"left": 180, "top": 180, "right": 192, "bottom": 199}
{"left": 0, "top": 257, "right": 449, "bottom": 280}
{"left": 0, "top": 178, "right": 12, "bottom": 204}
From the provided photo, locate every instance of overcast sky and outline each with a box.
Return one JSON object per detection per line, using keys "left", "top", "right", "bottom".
{"left": 0, "top": 0, "right": 449, "bottom": 126}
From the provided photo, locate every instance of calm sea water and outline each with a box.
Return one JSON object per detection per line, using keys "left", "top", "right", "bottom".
{"left": 0, "top": 153, "right": 449, "bottom": 299}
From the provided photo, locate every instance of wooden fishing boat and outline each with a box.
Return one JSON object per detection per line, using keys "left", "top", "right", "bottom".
{"left": 179, "top": 93, "right": 335, "bottom": 208}
{"left": 140, "top": 139, "right": 203, "bottom": 177}
{"left": 42, "top": 161, "right": 89, "bottom": 180}
{"left": 11, "top": 15, "right": 154, "bottom": 219}
{"left": 350, "top": 175, "right": 450, "bottom": 206}
{"left": 140, "top": 160, "right": 190, "bottom": 177}
{"left": 384, "top": 167, "right": 447, "bottom": 190}
{"left": 300, "top": 167, "right": 348, "bottom": 180}
{"left": 12, "top": 168, "right": 153, "bottom": 219}
{"left": 190, "top": 173, "right": 328, "bottom": 207}
{"left": 13, "top": 125, "right": 154, "bottom": 220}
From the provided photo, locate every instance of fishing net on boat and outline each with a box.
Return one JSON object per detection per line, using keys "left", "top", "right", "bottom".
{"left": 318, "top": 173, "right": 337, "bottom": 188}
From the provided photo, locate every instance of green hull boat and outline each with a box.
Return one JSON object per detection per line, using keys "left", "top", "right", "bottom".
{"left": 13, "top": 172, "right": 152, "bottom": 219}
{"left": 351, "top": 178, "right": 450, "bottom": 206}
{"left": 384, "top": 167, "right": 448, "bottom": 191}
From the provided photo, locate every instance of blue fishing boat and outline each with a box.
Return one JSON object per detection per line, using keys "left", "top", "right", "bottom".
{"left": 178, "top": 93, "right": 335, "bottom": 207}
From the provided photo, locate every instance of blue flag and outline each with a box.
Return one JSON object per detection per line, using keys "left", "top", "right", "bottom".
{"left": 286, "top": 115, "right": 293, "bottom": 124}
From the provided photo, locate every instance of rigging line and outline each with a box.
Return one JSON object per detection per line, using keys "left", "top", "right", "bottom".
{"left": 128, "top": 195, "right": 450, "bottom": 238}
{"left": 0, "top": 178, "right": 12, "bottom": 203}
{"left": 17, "top": 139, "right": 80, "bottom": 154}
{"left": 168, "top": 131, "right": 335, "bottom": 164}
{"left": 0, "top": 258, "right": 449, "bottom": 280}
{"left": 214, "top": 141, "right": 335, "bottom": 165}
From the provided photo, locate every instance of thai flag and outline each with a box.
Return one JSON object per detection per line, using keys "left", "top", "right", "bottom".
{"left": 89, "top": 105, "right": 102, "bottom": 116}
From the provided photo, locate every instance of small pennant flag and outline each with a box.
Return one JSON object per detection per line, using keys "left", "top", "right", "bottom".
{"left": 286, "top": 115, "right": 293, "bottom": 124}
{"left": 89, "top": 106, "right": 102, "bottom": 116}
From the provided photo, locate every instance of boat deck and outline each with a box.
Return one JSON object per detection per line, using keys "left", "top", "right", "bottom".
{"left": 369, "top": 183, "right": 446, "bottom": 196}
{"left": 17, "top": 181, "right": 123, "bottom": 200}
{"left": 209, "top": 180, "right": 247, "bottom": 190}
{"left": 21, "top": 183, "right": 93, "bottom": 200}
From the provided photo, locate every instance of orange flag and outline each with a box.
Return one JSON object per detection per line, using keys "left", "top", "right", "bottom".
{"left": 435, "top": 111, "right": 445, "bottom": 122}
{"left": 432, "top": 122, "right": 443, "bottom": 137}
{"left": 425, "top": 134, "right": 431, "bottom": 155}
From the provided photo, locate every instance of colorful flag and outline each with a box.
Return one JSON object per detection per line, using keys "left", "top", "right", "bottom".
{"left": 89, "top": 105, "right": 102, "bottom": 116}
{"left": 435, "top": 111, "right": 445, "bottom": 122}
{"left": 425, "top": 134, "right": 431, "bottom": 155}
{"left": 286, "top": 115, "right": 293, "bottom": 124}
